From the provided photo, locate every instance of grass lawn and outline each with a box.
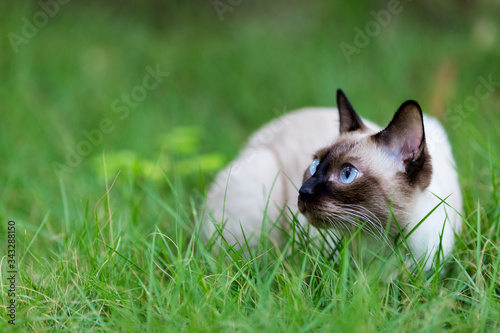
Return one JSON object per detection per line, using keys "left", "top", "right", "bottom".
{"left": 1, "top": 1, "right": 499, "bottom": 331}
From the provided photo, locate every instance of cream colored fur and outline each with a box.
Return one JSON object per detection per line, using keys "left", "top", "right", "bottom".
{"left": 204, "top": 108, "right": 462, "bottom": 271}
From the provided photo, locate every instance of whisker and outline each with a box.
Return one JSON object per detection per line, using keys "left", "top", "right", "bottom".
{"left": 322, "top": 203, "right": 394, "bottom": 251}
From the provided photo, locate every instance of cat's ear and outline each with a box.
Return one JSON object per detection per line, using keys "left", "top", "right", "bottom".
{"left": 337, "top": 89, "right": 366, "bottom": 133}
{"left": 374, "top": 100, "right": 427, "bottom": 175}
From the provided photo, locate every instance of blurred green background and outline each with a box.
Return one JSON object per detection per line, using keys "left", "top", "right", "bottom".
{"left": 1, "top": 0, "right": 499, "bottom": 262}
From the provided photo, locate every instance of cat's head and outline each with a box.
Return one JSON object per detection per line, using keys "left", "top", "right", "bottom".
{"left": 297, "top": 89, "right": 432, "bottom": 236}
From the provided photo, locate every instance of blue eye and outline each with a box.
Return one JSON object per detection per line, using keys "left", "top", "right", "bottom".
{"left": 309, "top": 158, "right": 320, "bottom": 175}
{"left": 340, "top": 165, "right": 358, "bottom": 184}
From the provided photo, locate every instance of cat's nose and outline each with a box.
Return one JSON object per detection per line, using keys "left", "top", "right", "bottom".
{"left": 299, "top": 184, "right": 314, "bottom": 202}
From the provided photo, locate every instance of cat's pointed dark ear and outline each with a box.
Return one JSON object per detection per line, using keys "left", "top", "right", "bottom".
{"left": 374, "top": 100, "right": 427, "bottom": 176}
{"left": 337, "top": 89, "right": 366, "bottom": 133}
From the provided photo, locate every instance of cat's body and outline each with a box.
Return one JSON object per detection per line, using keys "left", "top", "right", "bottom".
{"left": 204, "top": 109, "right": 346, "bottom": 244}
{"left": 205, "top": 91, "right": 462, "bottom": 271}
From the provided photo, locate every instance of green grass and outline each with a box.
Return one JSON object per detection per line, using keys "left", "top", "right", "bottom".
{"left": 1, "top": 1, "right": 499, "bottom": 331}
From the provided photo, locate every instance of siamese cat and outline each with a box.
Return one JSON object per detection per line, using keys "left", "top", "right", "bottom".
{"left": 204, "top": 89, "right": 462, "bottom": 271}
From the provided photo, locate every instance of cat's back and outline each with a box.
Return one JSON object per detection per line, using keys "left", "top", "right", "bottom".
{"left": 247, "top": 108, "right": 339, "bottom": 150}
{"left": 246, "top": 108, "right": 341, "bottom": 180}
{"left": 204, "top": 108, "right": 341, "bottom": 245}
{"left": 423, "top": 115, "right": 463, "bottom": 215}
